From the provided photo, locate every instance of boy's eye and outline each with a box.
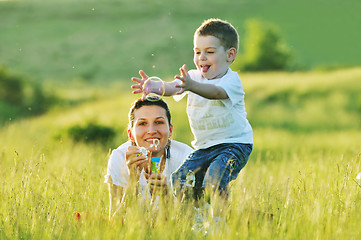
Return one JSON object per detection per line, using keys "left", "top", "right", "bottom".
{"left": 207, "top": 51, "right": 214, "bottom": 54}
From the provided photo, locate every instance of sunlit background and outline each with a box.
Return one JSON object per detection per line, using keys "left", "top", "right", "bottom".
{"left": 0, "top": 0, "right": 360, "bottom": 239}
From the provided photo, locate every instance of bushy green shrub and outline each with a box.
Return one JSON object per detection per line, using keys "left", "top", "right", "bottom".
{"left": 0, "top": 67, "right": 24, "bottom": 105}
{"left": 233, "top": 19, "right": 293, "bottom": 72}
{"left": 0, "top": 66, "right": 54, "bottom": 123}
{"left": 67, "top": 122, "right": 116, "bottom": 144}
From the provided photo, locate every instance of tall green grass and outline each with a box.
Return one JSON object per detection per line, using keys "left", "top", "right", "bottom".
{"left": 0, "top": 68, "right": 360, "bottom": 239}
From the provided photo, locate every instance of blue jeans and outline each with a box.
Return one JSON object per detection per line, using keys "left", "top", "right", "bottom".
{"left": 171, "top": 143, "right": 252, "bottom": 199}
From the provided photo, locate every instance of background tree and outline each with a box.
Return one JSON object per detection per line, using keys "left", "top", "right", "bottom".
{"left": 233, "top": 19, "right": 294, "bottom": 72}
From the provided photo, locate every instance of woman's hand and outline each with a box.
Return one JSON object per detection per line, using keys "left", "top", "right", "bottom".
{"left": 131, "top": 70, "right": 149, "bottom": 100}
{"left": 126, "top": 146, "right": 148, "bottom": 182}
{"left": 144, "top": 172, "right": 168, "bottom": 196}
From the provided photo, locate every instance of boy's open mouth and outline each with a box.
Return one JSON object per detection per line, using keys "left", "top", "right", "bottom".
{"left": 201, "top": 65, "right": 210, "bottom": 72}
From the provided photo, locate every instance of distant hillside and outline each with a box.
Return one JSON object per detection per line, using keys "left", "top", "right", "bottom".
{"left": 0, "top": 0, "right": 360, "bottom": 84}
{"left": 1, "top": 68, "right": 359, "bottom": 150}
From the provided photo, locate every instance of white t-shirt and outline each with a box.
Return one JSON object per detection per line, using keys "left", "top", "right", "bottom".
{"left": 174, "top": 68, "right": 253, "bottom": 149}
{"left": 104, "top": 140, "right": 193, "bottom": 196}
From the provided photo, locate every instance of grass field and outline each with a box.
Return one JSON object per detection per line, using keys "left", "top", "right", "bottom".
{"left": 1, "top": 0, "right": 361, "bottom": 238}
{"left": 1, "top": 0, "right": 361, "bottom": 85}
{"left": 0, "top": 68, "right": 360, "bottom": 239}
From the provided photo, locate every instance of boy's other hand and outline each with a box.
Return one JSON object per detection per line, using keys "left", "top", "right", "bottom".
{"left": 131, "top": 70, "right": 149, "bottom": 100}
{"left": 174, "top": 64, "right": 194, "bottom": 94}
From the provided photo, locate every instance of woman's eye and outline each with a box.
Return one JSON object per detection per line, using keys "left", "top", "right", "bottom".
{"left": 138, "top": 122, "right": 147, "bottom": 126}
{"left": 156, "top": 121, "right": 165, "bottom": 124}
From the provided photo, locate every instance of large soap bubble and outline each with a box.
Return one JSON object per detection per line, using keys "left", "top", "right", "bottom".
{"left": 142, "top": 76, "right": 165, "bottom": 101}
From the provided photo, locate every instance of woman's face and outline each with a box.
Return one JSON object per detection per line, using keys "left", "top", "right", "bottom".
{"left": 128, "top": 105, "right": 173, "bottom": 157}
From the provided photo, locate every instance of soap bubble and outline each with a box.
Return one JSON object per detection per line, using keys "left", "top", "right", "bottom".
{"left": 143, "top": 76, "right": 164, "bottom": 101}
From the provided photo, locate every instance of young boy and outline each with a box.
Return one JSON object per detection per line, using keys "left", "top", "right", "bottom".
{"left": 131, "top": 18, "right": 253, "bottom": 201}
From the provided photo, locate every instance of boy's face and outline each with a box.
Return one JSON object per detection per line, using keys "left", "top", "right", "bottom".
{"left": 193, "top": 35, "right": 235, "bottom": 80}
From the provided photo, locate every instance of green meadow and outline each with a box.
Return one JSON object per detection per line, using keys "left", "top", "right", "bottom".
{"left": 1, "top": 68, "right": 360, "bottom": 239}
{"left": 1, "top": 0, "right": 361, "bottom": 239}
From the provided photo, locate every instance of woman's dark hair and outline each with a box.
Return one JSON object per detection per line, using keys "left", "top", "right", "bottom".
{"left": 128, "top": 99, "right": 172, "bottom": 129}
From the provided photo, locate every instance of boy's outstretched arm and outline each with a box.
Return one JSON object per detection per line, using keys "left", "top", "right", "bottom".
{"left": 131, "top": 70, "right": 180, "bottom": 98}
{"left": 175, "top": 64, "right": 228, "bottom": 99}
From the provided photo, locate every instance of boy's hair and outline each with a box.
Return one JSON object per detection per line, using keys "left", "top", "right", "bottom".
{"left": 128, "top": 98, "right": 172, "bottom": 129}
{"left": 195, "top": 18, "right": 239, "bottom": 51}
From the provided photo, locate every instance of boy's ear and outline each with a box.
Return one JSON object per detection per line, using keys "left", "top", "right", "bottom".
{"left": 227, "top": 48, "right": 237, "bottom": 63}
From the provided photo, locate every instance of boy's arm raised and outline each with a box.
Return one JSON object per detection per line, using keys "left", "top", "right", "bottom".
{"left": 131, "top": 70, "right": 180, "bottom": 98}
{"left": 175, "top": 64, "right": 228, "bottom": 99}
{"left": 131, "top": 66, "right": 228, "bottom": 99}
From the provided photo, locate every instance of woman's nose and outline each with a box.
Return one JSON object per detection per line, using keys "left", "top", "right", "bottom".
{"left": 147, "top": 125, "right": 157, "bottom": 134}
{"left": 147, "top": 129, "right": 157, "bottom": 134}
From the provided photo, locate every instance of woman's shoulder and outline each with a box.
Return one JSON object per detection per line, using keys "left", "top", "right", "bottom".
{"left": 170, "top": 140, "right": 193, "bottom": 154}
{"left": 112, "top": 141, "right": 132, "bottom": 155}
{"left": 170, "top": 139, "right": 192, "bottom": 148}
{"left": 168, "top": 140, "right": 193, "bottom": 169}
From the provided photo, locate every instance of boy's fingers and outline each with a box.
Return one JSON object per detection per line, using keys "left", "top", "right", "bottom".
{"left": 132, "top": 89, "right": 143, "bottom": 94}
{"left": 131, "top": 84, "right": 141, "bottom": 89}
{"left": 131, "top": 77, "right": 142, "bottom": 83}
{"left": 182, "top": 64, "right": 188, "bottom": 72}
{"left": 139, "top": 70, "right": 148, "bottom": 79}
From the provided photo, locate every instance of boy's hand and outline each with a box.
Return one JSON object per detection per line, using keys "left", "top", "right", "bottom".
{"left": 174, "top": 64, "right": 195, "bottom": 94}
{"left": 131, "top": 70, "right": 149, "bottom": 100}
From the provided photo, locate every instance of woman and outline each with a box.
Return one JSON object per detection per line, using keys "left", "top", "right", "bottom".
{"left": 104, "top": 99, "right": 193, "bottom": 218}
